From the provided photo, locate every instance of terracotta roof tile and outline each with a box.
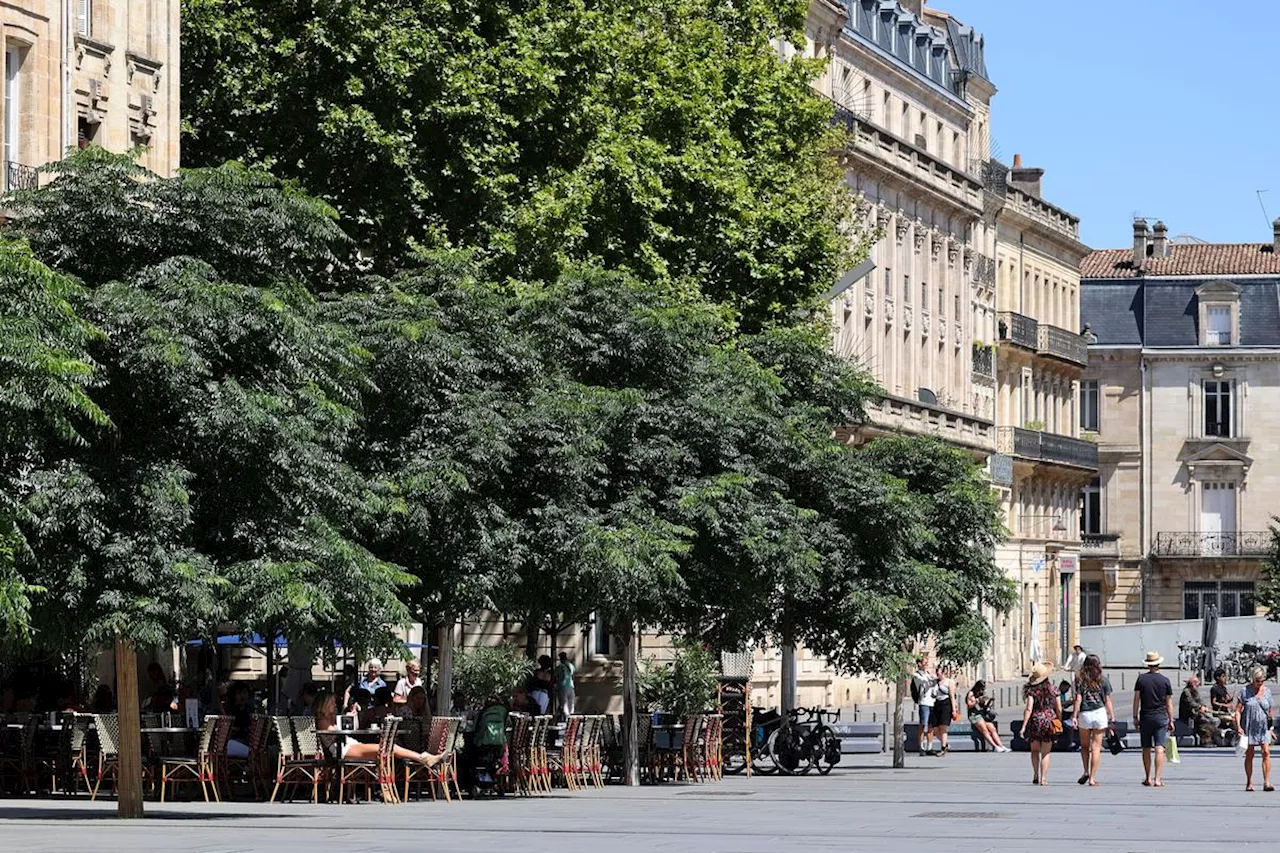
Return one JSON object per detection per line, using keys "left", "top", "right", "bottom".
{"left": 1081, "top": 244, "right": 1280, "bottom": 279}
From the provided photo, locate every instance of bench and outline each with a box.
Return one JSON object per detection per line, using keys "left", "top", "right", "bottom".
{"left": 1009, "top": 720, "right": 1132, "bottom": 752}
{"left": 905, "top": 722, "right": 989, "bottom": 752}
{"left": 830, "top": 721, "right": 884, "bottom": 754}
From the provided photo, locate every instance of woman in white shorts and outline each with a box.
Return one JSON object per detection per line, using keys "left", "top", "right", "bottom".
{"left": 1071, "top": 654, "right": 1115, "bottom": 786}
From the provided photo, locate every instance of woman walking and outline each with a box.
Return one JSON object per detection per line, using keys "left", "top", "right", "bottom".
{"left": 1234, "top": 666, "right": 1274, "bottom": 792}
{"left": 931, "top": 666, "right": 959, "bottom": 755}
{"left": 1021, "top": 662, "right": 1061, "bottom": 786}
{"left": 966, "top": 681, "right": 1009, "bottom": 752}
{"left": 1071, "top": 654, "right": 1114, "bottom": 786}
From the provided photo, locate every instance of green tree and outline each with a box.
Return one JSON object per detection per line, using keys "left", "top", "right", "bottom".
{"left": 181, "top": 0, "right": 860, "bottom": 330}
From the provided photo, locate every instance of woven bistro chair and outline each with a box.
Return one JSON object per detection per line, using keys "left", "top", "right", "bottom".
{"left": 55, "top": 713, "right": 93, "bottom": 795}
{"left": 425, "top": 716, "right": 464, "bottom": 802}
{"left": 339, "top": 717, "right": 400, "bottom": 804}
{"left": 157, "top": 715, "right": 218, "bottom": 802}
{"left": 89, "top": 714, "right": 122, "bottom": 800}
{"left": 0, "top": 714, "right": 38, "bottom": 794}
{"left": 680, "top": 714, "right": 706, "bottom": 783}
{"left": 532, "top": 715, "right": 554, "bottom": 793}
{"left": 505, "top": 713, "right": 531, "bottom": 795}
{"left": 397, "top": 716, "right": 430, "bottom": 801}
{"left": 576, "top": 716, "right": 598, "bottom": 789}
{"left": 703, "top": 714, "right": 723, "bottom": 782}
{"left": 548, "top": 715, "right": 582, "bottom": 791}
{"left": 268, "top": 716, "right": 324, "bottom": 803}
{"left": 223, "top": 714, "right": 268, "bottom": 799}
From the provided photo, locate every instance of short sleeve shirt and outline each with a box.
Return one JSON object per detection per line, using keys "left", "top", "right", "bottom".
{"left": 1134, "top": 671, "right": 1173, "bottom": 721}
{"left": 1075, "top": 677, "right": 1112, "bottom": 713}
{"left": 393, "top": 677, "right": 421, "bottom": 699}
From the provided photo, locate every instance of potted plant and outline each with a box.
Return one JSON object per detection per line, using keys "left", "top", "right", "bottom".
{"left": 636, "top": 639, "right": 718, "bottom": 721}
{"left": 452, "top": 644, "right": 533, "bottom": 712}
{"left": 1081, "top": 430, "right": 1098, "bottom": 442}
{"left": 1024, "top": 419, "right": 1045, "bottom": 431}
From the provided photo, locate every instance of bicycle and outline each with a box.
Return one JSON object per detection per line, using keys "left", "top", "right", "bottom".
{"left": 766, "top": 707, "right": 842, "bottom": 776}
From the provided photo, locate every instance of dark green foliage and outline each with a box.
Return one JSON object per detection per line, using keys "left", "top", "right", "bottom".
{"left": 181, "top": 0, "right": 857, "bottom": 330}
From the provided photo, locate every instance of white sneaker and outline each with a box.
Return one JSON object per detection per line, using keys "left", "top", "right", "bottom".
{"left": 995, "top": 746, "right": 1009, "bottom": 753}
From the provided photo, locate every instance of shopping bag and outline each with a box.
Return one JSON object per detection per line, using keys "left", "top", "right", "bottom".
{"left": 1167, "top": 734, "right": 1180, "bottom": 764}
{"left": 1237, "top": 737, "right": 1249, "bottom": 758}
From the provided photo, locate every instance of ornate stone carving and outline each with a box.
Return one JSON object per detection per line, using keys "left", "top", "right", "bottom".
{"left": 930, "top": 237, "right": 941, "bottom": 260}
{"left": 947, "top": 241, "right": 960, "bottom": 266}
{"left": 903, "top": 310, "right": 913, "bottom": 331}
{"left": 921, "top": 311, "right": 931, "bottom": 337}
{"left": 884, "top": 298, "right": 895, "bottom": 327}
{"left": 894, "top": 218, "right": 908, "bottom": 246}
{"left": 865, "top": 285, "right": 875, "bottom": 318}
{"left": 954, "top": 324, "right": 963, "bottom": 348}
{"left": 913, "top": 223, "right": 926, "bottom": 253}
{"left": 962, "top": 246, "right": 974, "bottom": 271}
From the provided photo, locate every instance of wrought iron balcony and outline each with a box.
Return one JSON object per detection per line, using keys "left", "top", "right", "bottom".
{"left": 971, "top": 344, "right": 994, "bottom": 381}
{"left": 1037, "top": 324, "right": 1088, "bottom": 367}
{"left": 996, "top": 311, "right": 1038, "bottom": 350}
{"left": 996, "top": 426, "right": 1099, "bottom": 470}
{"left": 5, "top": 161, "right": 37, "bottom": 192}
{"left": 825, "top": 95, "right": 866, "bottom": 135}
{"left": 1152, "top": 531, "right": 1272, "bottom": 558}
{"left": 1081, "top": 532, "right": 1121, "bottom": 557}
{"left": 973, "top": 253, "right": 996, "bottom": 286}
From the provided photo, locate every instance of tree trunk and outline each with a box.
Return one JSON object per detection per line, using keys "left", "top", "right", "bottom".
{"left": 524, "top": 617, "right": 540, "bottom": 660}
{"left": 620, "top": 621, "right": 639, "bottom": 786}
{"left": 435, "top": 621, "right": 454, "bottom": 715}
{"left": 113, "top": 637, "right": 144, "bottom": 818}
{"left": 892, "top": 675, "right": 907, "bottom": 769}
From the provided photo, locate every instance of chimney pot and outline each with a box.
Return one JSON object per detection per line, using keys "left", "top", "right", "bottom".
{"left": 1013, "top": 153, "right": 1023, "bottom": 168}
{"left": 1009, "top": 158, "right": 1044, "bottom": 199}
{"left": 1133, "top": 217, "right": 1149, "bottom": 270}
{"left": 1273, "top": 217, "right": 1280, "bottom": 254}
{"left": 1152, "top": 221, "right": 1169, "bottom": 258}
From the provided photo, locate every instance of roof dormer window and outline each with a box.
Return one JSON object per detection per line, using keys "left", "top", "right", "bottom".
{"left": 1196, "top": 281, "right": 1240, "bottom": 348}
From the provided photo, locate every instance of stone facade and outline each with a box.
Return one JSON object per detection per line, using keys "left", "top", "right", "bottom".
{"left": 1080, "top": 219, "right": 1280, "bottom": 626}
{"left": 2, "top": 0, "right": 179, "bottom": 186}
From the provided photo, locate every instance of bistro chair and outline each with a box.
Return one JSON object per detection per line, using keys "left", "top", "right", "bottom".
{"left": 532, "top": 715, "right": 554, "bottom": 793}
{"left": 55, "top": 713, "right": 93, "bottom": 795}
{"left": 425, "top": 716, "right": 464, "bottom": 802}
{"left": 0, "top": 714, "right": 38, "bottom": 794}
{"left": 680, "top": 714, "right": 706, "bottom": 783}
{"left": 548, "top": 715, "right": 582, "bottom": 791}
{"left": 339, "top": 717, "right": 400, "bottom": 804}
{"left": 268, "top": 716, "right": 324, "bottom": 803}
{"left": 636, "top": 714, "right": 655, "bottom": 784}
{"left": 223, "top": 714, "right": 268, "bottom": 800}
{"left": 157, "top": 715, "right": 219, "bottom": 802}
{"left": 397, "top": 717, "right": 430, "bottom": 801}
{"left": 89, "top": 714, "right": 122, "bottom": 800}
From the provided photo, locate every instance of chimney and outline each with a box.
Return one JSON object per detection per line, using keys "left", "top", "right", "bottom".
{"left": 1273, "top": 217, "right": 1280, "bottom": 255}
{"left": 1008, "top": 152, "right": 1044, "bottom": 199}
{"left": 1132, "top": 217, "right": 1149, "bottom": 270}
{"left": 1151, "top": 221, "right": 1169, "bottom": 258}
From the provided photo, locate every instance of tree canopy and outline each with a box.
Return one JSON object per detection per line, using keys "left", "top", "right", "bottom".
{"left": 181, "top": 0, "right": 860, "bottom": 330}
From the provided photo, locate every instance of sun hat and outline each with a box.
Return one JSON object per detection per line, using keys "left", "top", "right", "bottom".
{"left": 1142, "top": 651, "right": 1163, "bottom": 668}
{"left": 1028, "top": 662, "right": 1053, "bottom": 685}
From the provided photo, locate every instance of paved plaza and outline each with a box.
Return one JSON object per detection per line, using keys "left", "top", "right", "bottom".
{"left": 1, "top": 746, "right": 1269, "bottom": 853}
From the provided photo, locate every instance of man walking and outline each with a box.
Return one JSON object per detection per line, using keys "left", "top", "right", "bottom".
{"left": 911, "top": 657, "right": 938, "bottom": 757}
{"left": 1133, "top": 650, "right": 1175, "bottom": 787}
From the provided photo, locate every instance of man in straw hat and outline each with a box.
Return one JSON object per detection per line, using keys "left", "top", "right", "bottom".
{"left": 1132, "top": 650, "right": 1174, "bottom": 787}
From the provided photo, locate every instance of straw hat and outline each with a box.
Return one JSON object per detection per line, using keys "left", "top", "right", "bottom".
{"left": 1142, "top": 650, "right": 1164, "bottom": 668}
{"left": 1028, "top": 662, "right": 1053, "bottom": 686}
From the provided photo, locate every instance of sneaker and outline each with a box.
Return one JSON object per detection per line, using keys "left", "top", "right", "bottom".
{"left": 926, "top": 749, "right": 938, "bottom": 756}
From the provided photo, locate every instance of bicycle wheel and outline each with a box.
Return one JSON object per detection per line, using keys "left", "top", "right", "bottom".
{"left": 722, "top": 726, "right": 748, "bottom": 775}
{"left": 767, "top": 726, "right": 814, "bottom": 775}
{"left": 814, "top": 725, "right": 840, "bottom": 775}
{"left": 750, "top": 729, "right": 778, "bottom": 775}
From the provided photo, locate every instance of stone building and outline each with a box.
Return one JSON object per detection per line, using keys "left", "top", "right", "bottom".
{"left": 1, "top": 0, "right": 179, "bottom": 186}
{"left": 1079, "top": 219, "right": 1280, "bottom": 625}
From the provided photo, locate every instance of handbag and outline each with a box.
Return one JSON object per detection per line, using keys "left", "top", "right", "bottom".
{"left": 1050, "top": 718, "right": 1063, "bottom": 735}
{"left": 1105, "top": 727, "right": 1124, "bottom": 755}
{"left": 982, "top": 708, "right": 998, "bottom": 723}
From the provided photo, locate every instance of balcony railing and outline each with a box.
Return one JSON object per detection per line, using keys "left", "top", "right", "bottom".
{"left": 1152, "top": 531, "right": 1272, "bottom": 558}
{"left": 971, "top": 344, "right": 994, "bottom": 381}
{"left": 1037, "top": 324, "right": 1088, "bottom": 367}
{"left": 973, "top": 253, "right": 996, "bottom": 286}
{"left": 5, "top": 161, "right": 37, "bottom": 192}
{"left": 1081, "top": 532, "right": 1121, "bottom": 557}
{"left": 996, "top": 311, "right": 1038, "bottom": 350}
{"left": 996, "top": 426, "right": 1099, "bottom": 470}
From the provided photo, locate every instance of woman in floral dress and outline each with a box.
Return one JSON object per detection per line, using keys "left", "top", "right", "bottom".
{"left": 1021, "top": 662, "right": 1062, "bottom": 786}
{"left": 1234, "top": 666, "right": 1274, "bottom": 792}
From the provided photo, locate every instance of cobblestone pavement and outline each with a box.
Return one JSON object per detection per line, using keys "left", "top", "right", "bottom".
{"left": 0, "top": 747, "right": 1267, "bottom": 853}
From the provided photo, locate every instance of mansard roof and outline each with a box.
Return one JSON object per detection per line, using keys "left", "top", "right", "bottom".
{"left": 1080, "top": 279, "right": 1280, "bottom": 347}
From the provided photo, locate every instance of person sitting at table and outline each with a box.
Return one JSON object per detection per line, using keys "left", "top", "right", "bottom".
{"left": 527, "top": 656, "right": 553, "bottom": 714}
{"left": 146, "top": 662, "right": 179, "bottom": 711}
{"left": 313, "top": 689, "right": 443, "bottom": 766}
{"left": 338, "top": 664, "right": 359, "bottom": 711}
{"left": 224, "top": 682, "right": 255, "bottom": 759}
{"left": 361, "top": 686, "right": 395, "bottom": 727}
{"left": 392, "top": 661, "right": 424, "bottom": 705}
{"left": 397, "top": 686, "right": 431, "bottom": 722}
{"left": 294, "top": 683, "right": 318, "bottom": 716}
{"left": 91, "top": 685, "right": 115, "bottom": 713}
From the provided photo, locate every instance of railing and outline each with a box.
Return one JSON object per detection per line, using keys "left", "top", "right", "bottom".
{"left": 996, "top": 426, "right": 1099, "bottom": 470}
{"left": 1152, "top": 532, "right": 1273, "bottom": 558}
{"left": 5, "top": 161, "right": 37, "bottom": 192}
{"left": 1081, "top": 533, "right": 1121, "bottom": 556}
{"left": 825, "top": 94, "right": 867, "bottom": 135}
{"left": 971, "top": 344, "right": 994, "bottom": 380}
{"left": 971, "top": 158, "right": 1008, "bottom": 196}
{"left": 1037, "top": 324, "right": 1088, "bottom": 367}
{"left": 996, "top": 311, "right": 1038, "bottom": 350}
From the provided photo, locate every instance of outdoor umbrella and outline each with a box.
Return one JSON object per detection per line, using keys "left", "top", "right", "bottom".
{"left": 1028, "top": 601, "right": 1042, "bottom": 665}
{"left": 1201, "top": 603, "right": 1219, "bottom": 681}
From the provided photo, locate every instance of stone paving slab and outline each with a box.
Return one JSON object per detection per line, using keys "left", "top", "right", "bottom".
{"left": 0, "top": 748, "right": 1270, "bottom": 853}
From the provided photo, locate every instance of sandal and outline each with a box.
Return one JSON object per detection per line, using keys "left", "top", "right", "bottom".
{"left": 1142, "top": 780, "right": 1152, "bottom": 787}
{"left": 1247, "top": 786, "right": 1255, "bottom": 792}
{"left": 1265, "top": 785, "right": 1275, "bottom": 792}
{"left": 1077, "top": 774, "right": 1089, "bottom": 785}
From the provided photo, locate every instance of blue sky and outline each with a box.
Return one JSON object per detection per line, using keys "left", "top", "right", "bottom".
{"left": 935, "top": 0, "right": 1280, "bottom": 249}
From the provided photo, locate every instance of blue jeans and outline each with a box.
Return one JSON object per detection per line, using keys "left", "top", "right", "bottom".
{"left": 918, "top": 704, "right": 933, "bottom": 733}
{"left": 1140, "top": 717, "right": 1169, "bottom": 749}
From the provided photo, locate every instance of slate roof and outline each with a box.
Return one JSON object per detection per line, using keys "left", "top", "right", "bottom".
{"left": 1081, "top": 280, "right": 1280, "bottom": 347}
{"left": 1082, "top": 244, "right": 1280, "bottom": 279}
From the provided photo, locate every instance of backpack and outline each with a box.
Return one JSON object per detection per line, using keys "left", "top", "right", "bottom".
{"left": 910, "top": 676, "right": 921, "bottom": 704}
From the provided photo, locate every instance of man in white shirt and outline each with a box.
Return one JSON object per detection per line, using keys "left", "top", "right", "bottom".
{"left": 1063, "top": 645, "right": 1087, "bottom": 677}
{"left": 392, "top": 661, "right": 424, "bottom": 705}
{"left": 910, "top": 657, "right": 938, "bottom": 757}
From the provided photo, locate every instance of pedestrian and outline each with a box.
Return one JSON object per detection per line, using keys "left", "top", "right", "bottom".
{"left": 1132, "top": 650, "right": 1174, "bottom": 787}
{"left": 1233, "top": 666, "right": 1274, "bottom": 792}
{"left": 1021, "top": 662, "right": 1060, "bottom": 786}
{"left": 910, "top": 656, "right": 938, "bottom": 757}
{"left": 1063, "top": 644, "right": 1086, "bottom": 677}
{"left": 1071, "top": 654, "right": 1114, "bottom": 786}
{"left": 930, "top": 666, "right": 958, "bottom": 756}
{"left": 554, "top": 652, "right": 576, "bottom": 717}
{"left": 527, "top": 655, "right": 553, "bottom": 714}
{"left": 965, "top": 680, "right": 1008, "bottom": 752}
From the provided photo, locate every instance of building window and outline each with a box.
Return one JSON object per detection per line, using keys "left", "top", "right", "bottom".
{"left": 1206, "top": 306, "right": 1231, "bottom": 346}
{"left": 1080, "top": 380, "right": 1099, "bottom": 432}
{"left": 77, "top": 0, "right": 91, "bottom": 36}
{"left": 903, "top": 275, "right": 910, "bottom": 304}
{"left": 884, "top": 265, "right": 891, "bottom": 296}
{"left": 589, "top": 613, "right": 614, "bottom": 657}
{"left": 1184, "top": 581, "right": 1255, "bottom": 620}
{"left": 1204, "top": 380, "right": 1233, "bottom": 437}
{"left": 1081, "top": 476, "right": 1101, "bottom": 536}
{"left": 920, "top": 281, "right": 927, "bottom": 308}
{"left": 4, "top": 46, "right": 20, "bottom": 169}
{"left": 1081, "top": 581, "right": 1103, "bottom": 627}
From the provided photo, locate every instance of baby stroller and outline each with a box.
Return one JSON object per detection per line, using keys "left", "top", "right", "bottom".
{"left": 466, "top": 702, "right": 509, "bottom": 798}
